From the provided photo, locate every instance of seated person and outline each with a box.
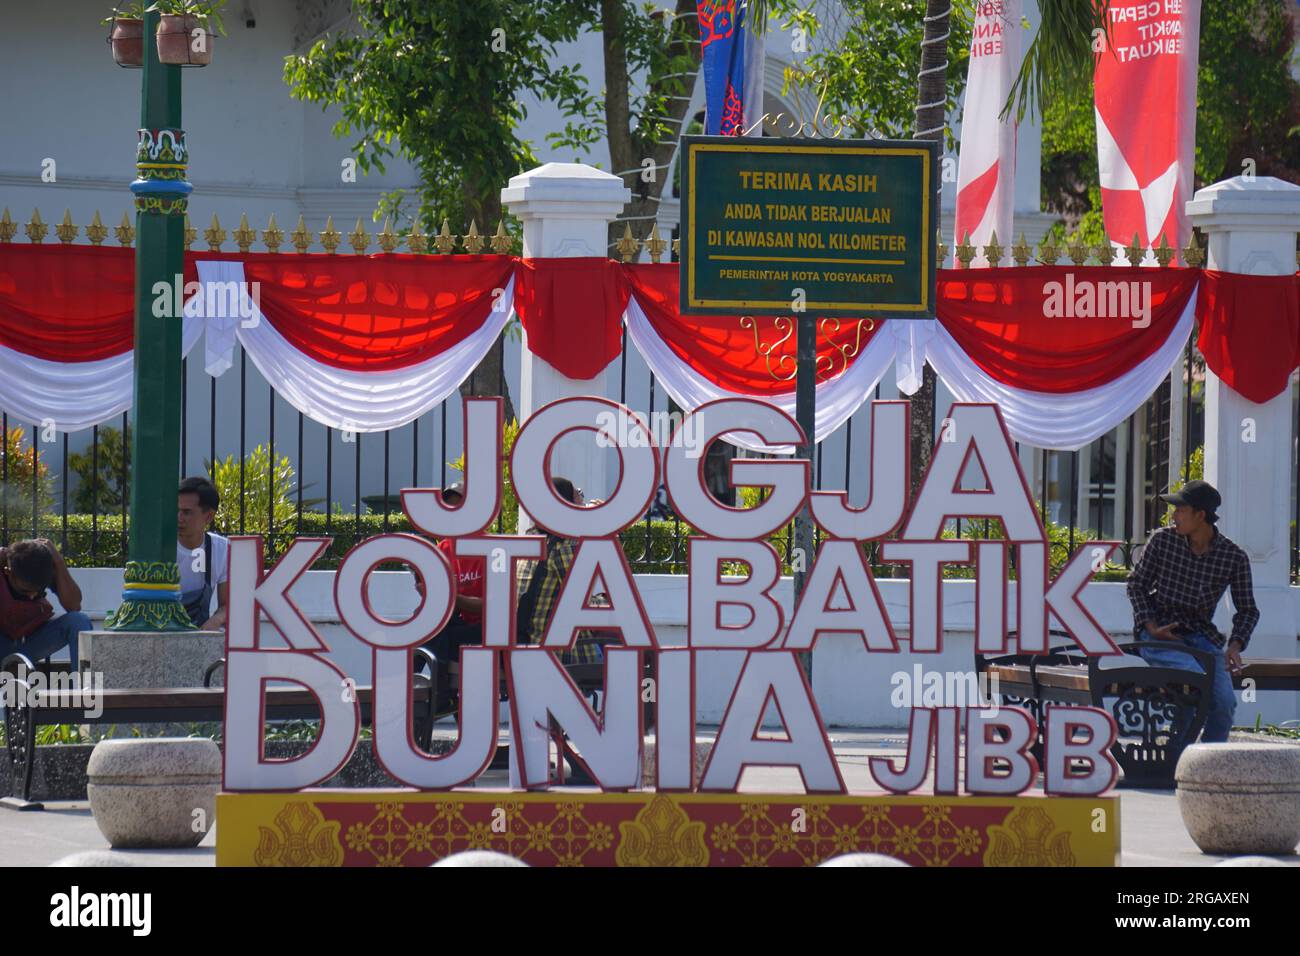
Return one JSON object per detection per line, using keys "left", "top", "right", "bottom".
{"left": 0, "top": 538, "right": 89, "bottom": 668}
{"left": 516, "top": 477, "right": 606, "bottom": 666}
{"left": 420, "top": 482, "right": 485, "bottom": 661}
{"left": 177, "top": 476, "right": 230, "bottom": 629}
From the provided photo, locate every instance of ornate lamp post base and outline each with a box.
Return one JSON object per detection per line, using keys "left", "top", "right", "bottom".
{"left": 105, "top": 561, "right": 194, "bottom": 631}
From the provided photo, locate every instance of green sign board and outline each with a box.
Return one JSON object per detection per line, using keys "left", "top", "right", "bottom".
{"left": 679, "top": 136, "right": 939, "bottom": 318}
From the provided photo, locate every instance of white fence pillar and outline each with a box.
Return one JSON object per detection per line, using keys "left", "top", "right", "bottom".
{"left": 501, "top": 163, "right": 631, "bottom": 505}
{"left": 1186, "top": 175, "right": 1300, "bottom": 726}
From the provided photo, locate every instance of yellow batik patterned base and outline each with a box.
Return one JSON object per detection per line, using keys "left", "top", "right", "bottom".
{"left": 216, "top": 790, "right": 1121, "bottom": 867}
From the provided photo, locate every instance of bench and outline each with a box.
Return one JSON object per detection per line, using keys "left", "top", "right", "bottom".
{"left": 976, "top": 634, "right": 1300, "bottom": 789}
{"left": 0, "top": 649, "right": 438, "bottom": 811}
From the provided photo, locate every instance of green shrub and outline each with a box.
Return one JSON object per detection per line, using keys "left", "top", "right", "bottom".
{"left": 0, "top": 425, "right": 54, "bottom": 530}
{"left": 68, "top": 424, "right": 131, "bottom": 513}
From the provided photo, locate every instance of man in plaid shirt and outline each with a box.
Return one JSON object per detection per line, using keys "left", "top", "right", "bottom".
{"left": 1126, "top": 480, "right": 1258, "bottom": 742}
{"left": 515, "top": 478, "right": 604, "bottom": 666}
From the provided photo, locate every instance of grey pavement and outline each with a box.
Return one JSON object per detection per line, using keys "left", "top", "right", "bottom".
{"left": 1, "top": 728, "right": 1296, "bottom": 867}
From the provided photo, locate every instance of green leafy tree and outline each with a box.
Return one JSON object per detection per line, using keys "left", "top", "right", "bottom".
{"left": 69, "top": 424, "right": 131, "bottom": 513}
{"left": 285, "top": 0, "right": 601, "bottom": 423}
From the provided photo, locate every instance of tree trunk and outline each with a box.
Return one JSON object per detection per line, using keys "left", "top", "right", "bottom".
{"left": 910, "top": 0, "right": 951, "bottom": 494}
{"left": 603, "top": 0, "right": 701, "bottom": 255}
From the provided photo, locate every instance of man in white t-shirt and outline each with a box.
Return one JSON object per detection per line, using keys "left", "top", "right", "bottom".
{"left": 177, "top": 476, "right": 229, "bottom": 629}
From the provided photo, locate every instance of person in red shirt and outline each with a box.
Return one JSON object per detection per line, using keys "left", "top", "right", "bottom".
{"left": 418, "top": 482, "right": 486, "bottom": 661}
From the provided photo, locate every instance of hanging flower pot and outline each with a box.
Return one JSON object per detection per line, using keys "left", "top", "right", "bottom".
{"left": 156, "top": 13, "right": 212, "bottom": 66}
{"left": 108, "top": 17, "right": 144, "bottom": 67}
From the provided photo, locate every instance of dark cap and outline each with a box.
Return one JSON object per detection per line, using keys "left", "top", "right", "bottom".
{"left": 442, "top": 481, "right": 465, "bottom": 501}
{"left": 1161, "top": 480, "right": 1221, "bottom": 516}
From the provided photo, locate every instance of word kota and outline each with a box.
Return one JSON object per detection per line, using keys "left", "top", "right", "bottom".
{"left": 222, "top": 397, "right": 1123, "bottom": 797}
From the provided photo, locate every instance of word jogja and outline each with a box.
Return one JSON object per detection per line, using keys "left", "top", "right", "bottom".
{"left": 223, "top": 397, "right": 1122, "bottom": 797}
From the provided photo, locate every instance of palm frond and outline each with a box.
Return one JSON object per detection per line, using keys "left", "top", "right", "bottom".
{"left": 1005, "top": 0, "right": 1111, "bottom": 123}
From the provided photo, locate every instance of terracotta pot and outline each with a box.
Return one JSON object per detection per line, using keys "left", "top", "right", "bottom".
{"left": 109, "top": 17, "right": 143, "bottom": 68}
{"left": 156, "top": 13, "right": 212, "bottom": 66}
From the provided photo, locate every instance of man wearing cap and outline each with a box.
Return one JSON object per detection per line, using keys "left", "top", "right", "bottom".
{"left": 1126, "top": 480, "right": 1258, "bottom": 742}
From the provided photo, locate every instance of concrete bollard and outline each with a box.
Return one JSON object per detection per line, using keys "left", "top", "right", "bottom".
{"left": 86, "top": 738, "right": 221, "bottom": 849}
{"left": 1175, "top": 743, "right": 1300, "bottom": 855}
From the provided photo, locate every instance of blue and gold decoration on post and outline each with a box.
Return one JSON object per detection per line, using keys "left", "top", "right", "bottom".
{"left": 105, "top": 560, "right": 194, "bottom": 631}
{"left": 131, "top": 128, "right": 192, "bottom": 216}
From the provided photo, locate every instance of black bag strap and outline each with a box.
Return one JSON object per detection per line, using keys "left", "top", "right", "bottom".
{"left": 203, "top": 532, "right": 213, "bottom": 587}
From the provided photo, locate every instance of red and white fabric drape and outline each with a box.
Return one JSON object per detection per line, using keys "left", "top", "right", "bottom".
{"left": 2, "top": 245, "right": 1297, "bottom": 450}
{"left": 924, "top": 267, "right": 1201, "bottom": 449}
{"left": 193, "top": 256, "right": 515, "bottom": 431}
{"left": 0, "top": 246, "right": 201, "bottom": 431}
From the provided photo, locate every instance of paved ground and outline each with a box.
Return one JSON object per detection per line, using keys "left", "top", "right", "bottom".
{"left": 3, "top": 729, "right": 1296, "bottom": 867}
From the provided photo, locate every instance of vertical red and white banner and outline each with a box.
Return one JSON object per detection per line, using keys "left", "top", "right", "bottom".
{"left": 1094, "top": 0, "right": 1201, "bottom": 263}
{"left": 953, "top": 0, "right": 1024, "bottom": 267}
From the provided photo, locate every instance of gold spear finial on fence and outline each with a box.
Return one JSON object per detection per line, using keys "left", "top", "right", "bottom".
{"left": 291, "top": 215, "right": 312, "bottom": 254}
{"left": 1181, "top": 235, "right": 1205, "bottom": 268}
{"left": 463, "top": 220, "right": 485, "bottom": 254}
{"left": 85, "top": 211, "right": 108, "bottom": 246}
{"left": 646, "top": 223, "right": 669, "bottom": 263}
{"left": 114, "top": 212, "right": 135, "bottom": 247}
{"left": 1036, "top": 234, "right": 1061, "bottom": 266}
{"left": 935, "top": 228, "right": 948, "bottom": 269}
{"left": 982, "top": 230, "right": 1004, "bottom": 267}
{"left": 1011, "top": 232, "right": 1032, "bottom": 268}
{"left": 671, "top": 237, "right": 679, "bottom": 258}
{"left": 1123, "top": 232, "right": 1145, "bottom": 267}
{"left": 233, "top": 213, "right": 256, "bottom": 253}
{"left": 490, "top": 221, "right": 512, "bottom": 255}
{"left": 407, "top": 219, "right": 429, "bottom": 254}
{"left": 617, "top": 223, "right": 641, "bottom": 263}
{"left": 183, "top": 213, "right": 196, "bottom": 250}
{"left": 377, "top": 217, "right": 398, "bottom": 253}
{"left": 56, "top": 209, "right": 78, "bottom": 244}
{"left": 1092, "top": 241, "right": 1115, "bottom": 267}
{"left": 25, "top": 209, "right": 48, "bottom": 244}
{"left": 348, "top": 217, "right": 371, "bottom": 254}
{"left": 1066, "top": 233, "right": 1088, "bottom": 267}
{"left": 205, "top": 213, "right": 227, "bottom": 252}
{"left": 1153, "top": 234, "right": 1174, "bottom": 268}
{"left": 433, "top": 220, "right": 455, "bottom": 254}
{"left": 262, "top": 213, "right": 284, "bottom": 253}
{"left": 0, "top": 209, "right": 15, "bottom": 244}
{"left": 320, "top": 216, "right": 342, "bottom": 254}
{"left": 954, "top": 231, "right": 976, "bottom": 269}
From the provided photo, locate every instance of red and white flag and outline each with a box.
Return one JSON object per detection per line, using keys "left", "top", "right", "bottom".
{"left": 953, "top": 0, "right": 1024, "bottom": 267}
{"left": 1094, "top": 0, "right": 1201, "bottom": 263}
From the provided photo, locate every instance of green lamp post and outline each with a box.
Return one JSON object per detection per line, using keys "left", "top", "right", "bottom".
{"left": 104, "top": 7, "right": 194, "bottom": 632}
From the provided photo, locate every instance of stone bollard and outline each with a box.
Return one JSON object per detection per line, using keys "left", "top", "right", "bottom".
{"left": 87, "top": 738, "right": 221, "bottom": 849}
{"left": 1175, "top": 743, "right": 1300, "bottom": 855}
{"left": 818, "top": 853, "right": 912, "bottom": 867}
{"left": 433, "top": 850, "right": 529, "bottom": 867}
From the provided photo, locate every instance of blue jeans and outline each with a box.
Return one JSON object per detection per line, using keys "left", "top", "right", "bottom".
{"left": 0, "top": 611, "right": 89, "bottom": 670}
{"left": 1137, "top": 630, "right": 1236, "bottom": 743}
